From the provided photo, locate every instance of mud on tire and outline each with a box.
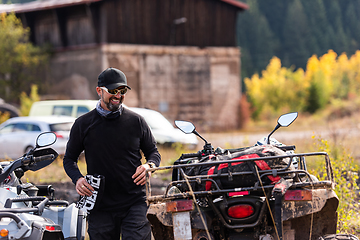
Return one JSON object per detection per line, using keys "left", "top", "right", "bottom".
{"left": 318, "top": 234, "right": 359, "bottom": 240}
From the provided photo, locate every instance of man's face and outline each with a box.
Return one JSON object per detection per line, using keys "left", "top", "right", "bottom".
{"left": 96, "top": 86, "right": 126, "bottom": 111}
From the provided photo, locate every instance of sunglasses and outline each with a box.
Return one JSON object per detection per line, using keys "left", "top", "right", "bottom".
{"left": 100, "top": 87, "right": 128, "bottom": 95}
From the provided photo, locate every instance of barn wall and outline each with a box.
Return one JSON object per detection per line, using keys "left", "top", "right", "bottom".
{"left": 48, "top": 44, "right": 241, "bottom": 130}
{"left": 104, "top": 0, "right": 238, "bottom": 47}
{"left": 19, "top": 0, "right": 239, "bottom": 48}
{"left": 48, "top": 46, "right": 103, "bottom": 100}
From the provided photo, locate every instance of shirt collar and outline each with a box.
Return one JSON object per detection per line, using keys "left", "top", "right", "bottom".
{"left": 96, "top": 100, "right": 123, "bottom": 117}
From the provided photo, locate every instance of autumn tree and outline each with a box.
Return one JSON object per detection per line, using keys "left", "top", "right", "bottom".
{"left": 0, "top": 12, "right": 49, "bottom": 104}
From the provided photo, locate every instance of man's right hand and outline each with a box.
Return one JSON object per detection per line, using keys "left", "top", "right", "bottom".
{"left": 76, "top": 177, "right": 94, "bottom": 196}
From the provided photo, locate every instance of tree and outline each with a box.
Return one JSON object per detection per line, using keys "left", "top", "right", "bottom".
{"left": 0, "top": 13, "right": 49, "bottom": 104}
{"left": 237, "top": 0, "right": 359, "bottom": 79}
{"left": 344, "top": 2, "right": 360, "bottom": 53}
{"left": 237, "top": 0, "right": 278, "bottom": 79}
{"left": 301, "top": 0, "right": 329, "bottom": 56}
{"left": 282, "top": 0, "right": 311, "bottom": 69}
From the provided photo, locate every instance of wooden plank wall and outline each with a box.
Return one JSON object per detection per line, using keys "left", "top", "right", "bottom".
{"left": 19, "top": 0, "right": 238, "bottom": 48}
{"left": 104, "top": 0, "right": 237, "bottom": 47}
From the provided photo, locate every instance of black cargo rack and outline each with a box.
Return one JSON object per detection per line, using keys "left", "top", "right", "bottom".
{"left": 146, "top": 152, "right": 334, "bottom": 203}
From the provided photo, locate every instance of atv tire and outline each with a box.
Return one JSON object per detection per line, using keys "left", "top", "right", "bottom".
{"left": 318, "top": 234, "right": 359, "bottom": 240}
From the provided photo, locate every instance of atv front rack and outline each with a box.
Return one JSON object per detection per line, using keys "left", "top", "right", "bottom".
{"left": 146, "top": 151, "right": 334, "bottom": 203}
{"left": 0, "top": 196, "right": 69, "bottom": 215}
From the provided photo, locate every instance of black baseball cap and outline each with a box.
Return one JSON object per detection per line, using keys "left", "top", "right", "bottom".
{"left": 97, "top": 68, "right": 131, "bottom": 90}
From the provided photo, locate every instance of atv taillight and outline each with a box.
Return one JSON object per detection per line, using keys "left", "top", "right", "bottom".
{"left": 0, "top": 228, "right": 9, "bottom": 237}
{"left": 166, "top": 200, "right": 194, "bottom": 213}
{"left": 227, "top": 204, "right": 254, "bottom": 218}
{"left": 284, "top": 189, "right": 312, "bottom": 201}
{"left": 228, "top": 191, "right": 249, "bottom": 197}
{"left": 45, "top": 226, "right": 56, "bottom": 231}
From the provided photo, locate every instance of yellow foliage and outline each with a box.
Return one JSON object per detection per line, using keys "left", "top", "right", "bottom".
{"left": 245, "top": 56, "right": 307, "bottom": 119}
{"left": 245, "top": 49, "right": 360, "bottom": 118}
{"left": 0, "top": 111, "right": 10, "bottom": 124}
{"left": 20, "top": 85, "right": 40, "bottom": 116}
{"left": 0, "top": 12, "right": 49, "bottom": 103}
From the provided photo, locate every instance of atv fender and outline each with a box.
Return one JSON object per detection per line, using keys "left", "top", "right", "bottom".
{"left": 283, "top": 188, "right": 338, "bottom": 221}
{"left": 148, "top": 203, "right": 172, "bottom": 226}
{"left": 283, "top": 188, "right": 339, "bottom": 240}
{"left": 42, "top": 203, "right": 86, "bottom": 240}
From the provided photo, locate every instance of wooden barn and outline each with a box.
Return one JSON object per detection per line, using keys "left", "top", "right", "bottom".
{"left": 0, "top": 0, "right": 248, "bottom": 130}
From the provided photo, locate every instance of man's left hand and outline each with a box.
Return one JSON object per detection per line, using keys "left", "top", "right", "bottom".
{"left": 132, "top": 164, "right": 152, "bottom": 185}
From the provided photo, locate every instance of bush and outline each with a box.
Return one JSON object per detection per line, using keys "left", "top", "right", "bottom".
{"left": 0, "top": 13, "right": 48, "bottom": 104}
{"left": 309, "top": 137, "right": 360, "bottom": 234}
{"left": 20, "top": 84, "right": 39, "bottom": 116}
{"left": 245, "top": 50, "right": 360, "bottom": 120}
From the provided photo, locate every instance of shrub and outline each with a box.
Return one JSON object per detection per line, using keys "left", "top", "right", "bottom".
{"left": 309, "top": 137, "right": 360, "bottom": 234}
{"left": 20, "top": 84, "right": 39, "bottom": 116}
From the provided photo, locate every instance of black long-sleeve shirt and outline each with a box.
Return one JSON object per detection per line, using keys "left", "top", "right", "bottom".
{"left": 63, "top": 108, "right": 161, "bottom": 211}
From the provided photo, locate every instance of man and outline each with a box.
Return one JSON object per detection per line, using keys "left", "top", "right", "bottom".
{"left": 63, "top": 67, "right": 161, "bottom": 240}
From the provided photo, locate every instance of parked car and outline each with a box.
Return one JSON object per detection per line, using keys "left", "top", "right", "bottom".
{"left": 29, "top": 100, "right": 98, "bottom": 118}
{"left": 0, "top": 116, "right": 75, "bottom": 159}
{"left": 29, "top": 100, "right": 198, "bottom": 147}
{"left": 129, "top": 107, "right": 198, "bottom": 148}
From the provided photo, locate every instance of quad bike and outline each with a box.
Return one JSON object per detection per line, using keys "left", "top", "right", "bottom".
{"left": 146, "top": 112, "right": 358, "bottom": 240}
{"left": 0, "top": 132, "right": 86, "bottom": 240}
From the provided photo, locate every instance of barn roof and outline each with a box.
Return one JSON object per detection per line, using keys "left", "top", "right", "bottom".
{"left": 0, "top": 0, "right": 101, "bottom": 13}
{"left": 0, "top": 0, "right": 248, "bottom": 14}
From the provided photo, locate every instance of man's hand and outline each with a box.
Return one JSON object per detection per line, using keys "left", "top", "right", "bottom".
{"left": 132, "top": 164, "right": 152, "bottom": 185}
{"left": 76, "top": 177, "right": 94, "bottom": 196}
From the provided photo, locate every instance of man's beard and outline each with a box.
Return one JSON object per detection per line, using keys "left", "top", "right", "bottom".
{"left": 103, "top": 95, "right": 123, "bottom": 111}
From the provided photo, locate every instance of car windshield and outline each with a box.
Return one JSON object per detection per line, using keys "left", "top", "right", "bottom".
{"left": 50, "top": 122, "right": 73, "bottom": 132}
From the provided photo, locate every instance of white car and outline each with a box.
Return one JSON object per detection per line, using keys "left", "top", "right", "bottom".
{"left": 29, "top": 100, "right": 198, "bottom": 148}
{"left": 0, "top": 116, "right": 75, "bottom": 159}
{"left": 128, "top": 107, "right": 198, "bottom": 148}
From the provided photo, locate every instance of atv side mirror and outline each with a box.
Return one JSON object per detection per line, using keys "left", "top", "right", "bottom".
{"left": 267, "top": 112, "right": 298, "bottom": 144}
{"left": 175, "top": 120, "right": 195, "bottom": 134}
{"left": 278, "top": 112, "right": 298, "bottom": 127}
{"left": 175, "top": 120, "right": 209, "bottom": 145}
{"left": 36, "top": 132, "right": 57, "bottom": 148}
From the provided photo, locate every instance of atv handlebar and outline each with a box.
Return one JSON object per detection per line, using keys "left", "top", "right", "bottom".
{"left": 180, "top": 152, "right": 203, "bottom": 159}
{"left": 22, "top": 154, "right": 56, "bottom": 165}
{"left": 278, "top": 145, "right": 296, "bottom": 151}
{"left": 179, "top": 145, "right": 296, "bottom": 161}
{"left": 34, "top": 154, "right": 56, "bottom": 163}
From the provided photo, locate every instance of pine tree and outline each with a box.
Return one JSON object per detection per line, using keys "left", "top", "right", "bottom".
{"left": 344, "top": 1, "right": 360, "bottom": 53}
{"left": 301, "top": 0, "right": 329, "bottom": 56}
{"left": 282, "top": 0, "right": 311, "bottom": 69}
{"left": 237, "top": 0, "right": 277, "bottom": 77}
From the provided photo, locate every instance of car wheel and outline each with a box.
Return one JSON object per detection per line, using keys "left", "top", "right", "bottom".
{"left": 318, "top": 234, "right": 359, "bottom": 240}
{"left": 24, "top": 146, "right": 34, "bottom": 154}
